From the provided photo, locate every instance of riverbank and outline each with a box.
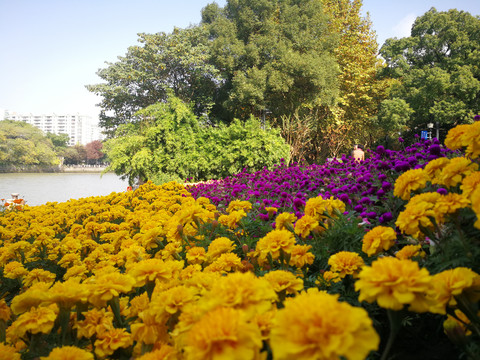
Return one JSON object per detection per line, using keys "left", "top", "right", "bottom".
{"left": 0, "top": 165, "right": 109, "bottom": 173}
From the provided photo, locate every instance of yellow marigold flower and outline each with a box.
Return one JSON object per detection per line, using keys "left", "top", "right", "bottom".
{"left": 424, "top": 157, "right": 450, "bottom": 181}
{"left": 201, "top": 272, "right": 277, "bottom": 320}
{"left": 183, "top": 271, "right": 222, "bottom": 295}
{"left": 395, "top": 200, "right": 436, "bottom": 239}
{"left": 316, "top": 270, "right": 342, "bottom": 287}
{"left": 408, "top": 191, "right": 442, "bottom": 206}
{"left": 152, "top": 285, "right": 198, "bottom": 315}
{"left": 74, "top": 308, "right": 114, "bottom": 339}
{"left": 323, "top": 196, "right": 346, "bottom": 217}
{"left": 135, "top": 345, "right": 177, "bottom": 360}
{"left": 328, "top": 251, "right": 364, "bottom": 278}
{"left": 204, "top": 253, "right": 243, "bottom": 273}
{"left": 461, "top": 171, "right": 480, "bottom": 200}
{"left": 180, "top": 264, "right": 202, "bottom": 280}
{"left": 304, "top": 196, "right": 328, "bottom": 220}
{"left": 10, "top": 282, "right": 51, "bottom": 315}
{"left": 430, "top": 267, "right": 480, "bottom": 314}
{"left": 0, "top": 299, "right": 11, "bottom": 322}
{"left": 294, "top": 214, "right": 320, "bottom": 238}
{"left": 445, "top": 124, "right": 470, "bottom": 150}
{"left": 44, "top": 278, "right": 90, "bottom": 309}
{"left": 206, "top": 237, "right": 236, "bottom": 262}
{"left": 393, "top": 168, "right": 429, "bottom": 200}
{"left": 433, "top": 193, "right": 470, "bottom": 223}
{"left": 131, "top": 308, "right": 168, "bottom": 345}
{"left": 437, "top": 157, "right": 478, "bottom": 188}
{"left": 263, "top": 270, "right": 303, "bottom": 295}
{"left": 355, "top": 257, "right": 434, "bottom": 312}
{"left": 40, "top": 346, "right": 94, "bottom": 360}
{"left": 0, "top": 343, "right": 21, "bottom": 360}
{"left": 264, "top": 207, "right": 278, "bottom": 215}
{"left": 63, "top": 264, "right": 88, "bottom": 281}
{"left": 473, "top": 188, "right": 480, "bottom": 229}
{"left": 255, "top": 229, "right": 296, "bottom": 265}
{"left": 88, "top": 272, "right": 136, "bottom": 307}
{"left": 362, "top": 226, "right": 397, "bottom": 257}
{"left": 275, "top": 212, "right": 297, "bottom": 230}
{"left": 270, "top": 289, "right": 379, "bottom": 360}
{"left": 184, "top": 307, "right": 262, "bottom": 360}
{"left": 253, "top": 309, "right": 276, "bottom": 340}
{"left": 58, "top": 253, "right": 82, "bottom": 268}
{"left": 128, "top": 292, "right": 150, "bottom": 318}
{"left": 289, "top": 244, "right": 315, "bottom": 268}
{"left": 127, "top": 259, "right": 183, "bottom": 288}
{"left": 443, "top": 310, "right": 472, "bottom": 339}
{"left": 395, "top": 244, "right": 425, "bottom": 260}
{"left": 218, "top": 210, "right": 246, "bottom": 229}
{"left": 11, "top": 304, "right": 58, "bottom": 338}
{"left": 3, "top": 261, "right": 28, "bottom": 279}
{"left": 461, "top": 121, "right": 480, "bottom": 158}
{"left": 226, "top": 200, "right": 252, "bottom": 213}
{"left": 22, "top": 268, "right": 56, "bottom": 287}
{"left": 94, "top": 328, "right": 133, "bottom": 358}
{"left": 186, "top": 247, "right": 207, "bottom": 265}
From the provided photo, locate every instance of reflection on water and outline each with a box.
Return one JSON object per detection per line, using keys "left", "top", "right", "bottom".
{"left": 0, "top": 173, "right": 129, "bottom": 206}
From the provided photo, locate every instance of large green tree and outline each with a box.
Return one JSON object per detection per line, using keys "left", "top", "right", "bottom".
{"left": 379, "top": 8, "right": 480, "bottom": 140}
{"left": 0, "top": 120, "right": 59, "bottom": 167}
{"left": 202, "top": 0, "right": 339, "bottom": 121}
{"left": 86, "top": 26, "right": 221, "bottom": 136}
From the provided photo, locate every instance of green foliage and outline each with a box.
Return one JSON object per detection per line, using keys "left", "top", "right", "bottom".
{"left": 86, "top": 26, "right": 221, "bottom": 136}
{"left": 103, "top": 96, "right": 290, "bottom": 185}
{"left": 373, "top": 98, "right": 414, "bottom": 137}
{"left": 379, "top": 8, "right": 480, "bottom": 140}
{"left": 46, "top": 132, "right": 70, "bottom": 149}
{"left": 203, "top": 0, "right": 339, "bottom": 120}
{"left": 0, "top": 120, "right": 59, "bottom": 167}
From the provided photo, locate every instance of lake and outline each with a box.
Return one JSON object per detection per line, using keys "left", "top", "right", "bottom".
{"left": 0, "top": 172, "right": 129, "bottom": 206}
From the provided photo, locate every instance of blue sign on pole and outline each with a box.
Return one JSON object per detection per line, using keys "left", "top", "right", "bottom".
{"left": 421, "top": 130, "right": 428, "bottom": 139}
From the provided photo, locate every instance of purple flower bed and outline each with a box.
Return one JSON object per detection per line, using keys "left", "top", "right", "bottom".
{"left": 187, "top": 138, "right": 453, "bottom": 225}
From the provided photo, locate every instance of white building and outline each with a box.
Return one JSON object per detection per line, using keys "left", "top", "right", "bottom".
{"left": 2, "top": 110, "right": 103, "bottom": 146}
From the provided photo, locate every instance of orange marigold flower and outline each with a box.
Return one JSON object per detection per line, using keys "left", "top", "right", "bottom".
{"left": 127, "top": 259, "right": 183, "bottom": 288}
{"left": 316, "top": 270, "right": 342, "bottom": 287}
{"left": 186, "top": 247, "right": 207, "bottom": 265}
{"left": 461, "top": 172, "right": 480, "bottom": 200}
{"left": 206, "top": 237, "right": 236, "bottom": 262}
{"left": 44, "top": 278, "right": 90, "bottom": 309}
{"left": 304, "top": 197, "right": 328, "bottom": 220}
{"left": 433, "top": 193, "right": 470, "bottom": 223}
{"left": 395, "top": 244, "right": 425, "bottom": 260}
{"left": 328, "top": 251, "right": 364, "bottom": 278}
{"left": 462, "top": 121, "right": 480, "bottom": 158}
{"left": 204, "top": 253, "right": 243, "bottom": 274}
{"left": 424, "top": 157, "right": 450, "bottom": 182}
{"left": 445, "top": 124, "right": 470, "bottom": 150}
{"left": 473, "top": 188, "right": 480, "bottom": 229}
{"left": 226, "top": 200, "right": 252, "bottom": 213}
{"left": 74, "top": 308, "right": 114, "bottom": 339}
{"left": 393, "top": 168, "right": 429, "bottom": 200}
{"left": 88, "top": 272, "right": 136, "bottom": 307}
{"left": 11, "top": 304, "right": 58, "bottom": 338}
{"left": 395, "top": 199, "right": 436, "bottom": 239}
{"left": 275, "top": 212, "right": 297, "bottom": 230}
{"left": 289, "top": 244, "right": 315, "bottom": 268}
{"left": 255, "top": 229, "right": 296, "bottom": 265}
{"left": 270, "top": 289, "right": 379, "bottom": 360}
{"left": 263, "top": 270, "right": 304, "bottom": 295}
{"left": 430, "top": 267, "right": 480, "bottom": 314}
{"left": 22, "top": 269, "right": 56, "bottom": 288}
{"left": 0, "top": 343, "right": 21, "bottom": 360}
{"left": 184, "top": 307, "right": 262, "bottom": 360}
{"left": 131, "top": 308, "right": 168, "bottom": 345}
{"left": 362, "top": 226, "right": 396, "bottom": 257}
{"left": 40, "top": 346, "right": 94, "bottom": 360}
{"left": 436, "top": 157, "right": 478, "bottom": 188}
{"left": 294, "top": 215, "right": 320, "bottom": 238}
{"left": 218, "top": 210, "right": 246, "bottom": 229}
{"left": 355, "top": 257, "right": 434, "bottom": 312}
{"left": 10, "top": 282, "right": 51, "bottom": 315}
{"left": 3, "top": 261, "right": 28, "bottom": 279}
{"left": 94, "top": 328, "right": 133, "bottom": 358}
{"left": 0, "top": 298, "right": 12, "bottom": 322}
{"left": 135, "top": 344, "right": 177, "bottom": 360}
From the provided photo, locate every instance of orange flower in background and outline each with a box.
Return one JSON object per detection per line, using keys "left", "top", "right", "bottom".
{"left": 433, "top": 193, "right": 470, "bottom": 223}
{"left": 186, "top": 247, "right": 207, "bottom": 265}
{"left": 424, "top": 157, "right": 450, "bottom": 181}
{"left": 0, "top": 343, "right": 21, "bottom": 360}
{"left": 184, "top": 307, "right": 262, "bottom": 360}
{"left": 0, "top": 298, "right": 12, "bottom": 322}
{"left": 94, "top": 328, "right": 133, "bottom": 358}
{"left": 294, "top": 214, "right": 320, "bottom": 238}
{"left": 362, "top": 226, "right": 396, "bottom": 257}
{"left": 127, "top": 259, "right": 183, "bottom": 288}
{"left": 395, "top": 244, "right": 425, "bottom": 260}
{"left": 206, "top": 237, "right": 236, "bottom": 261}
{"left": 445, "top": 124, "right": 470, "bottom": 150}
{"left": 88, "top": 272, "right": 136, "bottom": 307}
{"left": 226, "top": 200, "right": 252, "bottom": 213}
{"left": 11, "top": 304, "right": 58, "bottom": 338}
{"left": 461, "top": 172, "right": 480, "bottom": 200}
{"left": 40, "top": 346, "right": 94, "bottom": 360}
{"left": 274, "top": 212, "right": 297, "bottom": 230}
{"left": 270, "top": 289, "right": 379, "bottom": 360}
{"left": 355, "top": 257, "right": 434, "bottom": 312}
{"left": 255, "top": 229, "right": 296, "bottom": 265}
{"left": 328, "top": 251, "right": 364, "bottom": 278}
{"left": 263, "top": 270, "right": 304, "bottom": 295}
{"left": 393, "top": 168, "right": 429, "bottom": 200}
{"left": 135, "top": 345, "right": 177, "bottom": 360}
{"left": 74, "top": 308, "right": 114, "bottom": 339}
{"left": 3, "top": 261, "right": 28, "bottom": 279}
{"left": 289, "top": 244, "right": 315, "bottom": 268}
{"left": 436, "top": 157, "right": 478, "bottom": 188}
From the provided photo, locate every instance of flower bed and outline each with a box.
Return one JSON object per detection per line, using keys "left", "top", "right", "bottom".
{"left": 0, "top": 121, "right": 479, "bottom": 359}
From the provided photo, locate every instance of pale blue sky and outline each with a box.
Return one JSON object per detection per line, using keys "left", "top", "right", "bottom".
{"left": 1, "top": 0, "right": 479, "bottom": 122}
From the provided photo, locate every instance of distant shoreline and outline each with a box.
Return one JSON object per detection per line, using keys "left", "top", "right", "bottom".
{"left": 0, "top": 165, "right": 109, "bottom": 173}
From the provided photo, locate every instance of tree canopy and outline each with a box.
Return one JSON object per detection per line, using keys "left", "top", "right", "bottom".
{"left": 379, "top": 8, "right": 480, "bottom": 139}
{"left": 0, "top": 120, "right": 59, "bottom": 167}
